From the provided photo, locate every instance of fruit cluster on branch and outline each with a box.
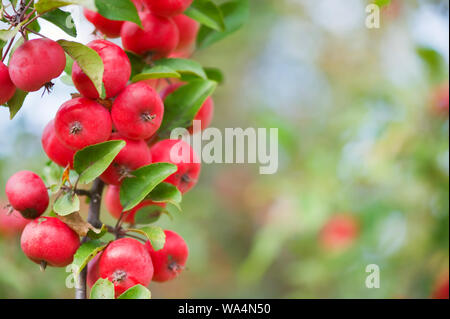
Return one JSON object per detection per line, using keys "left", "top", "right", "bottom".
{"left": 1, "top": 0, "right": 249, "bottom": 299}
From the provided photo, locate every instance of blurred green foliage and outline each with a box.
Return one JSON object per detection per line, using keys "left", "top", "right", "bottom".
{"left": 1, "top": 0, "right": 449, "bottom": 298}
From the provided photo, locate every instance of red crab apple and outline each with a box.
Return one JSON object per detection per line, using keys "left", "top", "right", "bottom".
{"left": 121, "top": 11, "right": 179, "bottom": 59}
{"left": 54, "top": 97, "right": 112, "bottom": 150}
{"left": 104, "top": 185, "right": 165, "bottom": 224}
{"left": 8, "top": 38, "right": 66, "bottom": 92}
{"left": 172, "top": 14, "right": 199, "bottom": 54}
{"left": 5, "top": 171, "right": 49, "bottom": 219}
{"left": 150, "top": 139, "right": 201, "bottom": 194}
{"left": 146, "top": 230, "right": 188, "bottom": 282}
{"left": 0, "top": 61, "right": 16, "bottom": 104}
{"left": 319, "top": 214, "right": 359, "bottom": 252}
{"left": 132, "top": 0, "right": 147, "bottom": 11}
{"left": 161, "top": 83, "right": 214, "bottom": 133}
{"left": 144, "top": 0, "right": 193, "bottom": 17}
{"left": 21, "top": 217, "right": 80, "bottom": 267}
{"left": 83, "top": 9, "right": 124, "bottom": 38}
{"left": 87, "top": 238, "right": 154, "bottom": 297}
{"left": 72, "top": 40, "right": 131, "bottom": 99}
{"left": 431, "top": 270, "right": 449, "bottom": 299}
{"left": 100, "top": 133, "right": 152, "bottom": 185}
{"left": 111, "top": 82, "right": 164, "bottom": 140}
{"left": 431, "top": 82, "right": 449, "bottom": 115}
{"left": 0, "top": 206, "right": 29, "bottom": 238}
{"left": 42, "top": 120, "right": 75, "bottom": 168}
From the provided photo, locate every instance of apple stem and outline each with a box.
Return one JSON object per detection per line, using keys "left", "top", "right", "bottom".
{"left": 75, "top": 178, "right": 105, "bottom": 299}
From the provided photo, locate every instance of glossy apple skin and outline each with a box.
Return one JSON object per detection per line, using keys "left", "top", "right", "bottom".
{"left": 150, "top": 139, "right": 201, "bottom": 194}
{"left": 0, "top": 61, "right": 16, "bottom": 104}
{"left": 121, "top": 11, "right": 179, "bottom": 60}
{"left": 42, "top": 120, "right": 75, "bottom": 168}
{"left": 100, "top": 133, "right": 152, "bottom": 185}
{"left": 104, "top": 185, "right": 165, "bottom": 224}
{"left": 54, "top": 97, "right": 112, "bottom": 150}
{"left": 72, "top": 40, "right": 131, "bottom": 99}
{"left": 172, "top": 14, "right": 199, "bottom": 54}
{"left": 111, "top": 82, "right": 164, "bottom": 140}
{"left": 88, "top": 238, "right": 154, "bottom": 297}
{"left": 21, "top": 217, "right": 80, "bottom": 267}
{"left": 5, "top": 171, "right": 49, "bottom": 219}
{"left": 0, "top": 206, "right": 30, "bottom": 238}
{"left": 146, "top": 230, "right": 188, "bottom": 282}
{"left": 83, "top": 9, "right": 124, "bottom": 38}
{"left": 161, "top": 83, "right": 214, "bottom": 133}
{"left": 144, "top": 0, "right": 193, "bottom": 18}
{"left": 9, "top": 39, "right": 66, "bottom": 92}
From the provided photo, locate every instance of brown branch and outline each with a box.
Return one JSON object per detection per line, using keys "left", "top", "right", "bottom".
{"left": 75, "top": 178, "right": 105, "bottom": 300}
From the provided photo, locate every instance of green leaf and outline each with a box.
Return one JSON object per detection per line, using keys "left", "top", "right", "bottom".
{"left": 154, "top": 58, "right": 207, "bottom": 79}
{"left": 185, "top": 0, "right": 225, "bottom": 32}
{"left": 120, "top": 163, "right": 178, "bottom": 211}
{"left": 126, "top": 51, "right": 146, "bottom": 78}
{"left": 87, "top": 224, "right": 108, "bottom": 239}
{"left": 197, "top": 0, "right": 249, "bottom": 49}
{"left": 95, "top": 0, "right": 142, "bottom": 26}
{"left": 90, "top": 278, "right": 115, "bottom": 299}
{"left": 54, "top": 192, "right": 80, "bottom": 216}
{"left": 74, "top": 140, "right": 126, "bottom": 184}
{"left": 133, "top": 205, "right": 164, "bottom": 225}
{"left": 132, "top": 65, "right": 181, "bottom": 82}
{"left": 42, "top": 9, "right": 77, "bottom": 37}
{"left": 5, "top": 89, "right": 28, "bottom": 119}
{"left": 146, "top": 182, "right": 182, "bottom": 210}
{"left": 64, "top": 54, "right": 74, "bottom": 75}
{"left": 204, "top": 67, "right": 224, "bottom": 84}
{"left": 118, "top": 285, "right": 151, "bottom": 299}
{"left": 128, "top": 226, "right": 166, "bottom": 251}
{"left": 0, "top": 26, "right": 20, "bottom": 49}
{"left": 72, "top": 240, "right": 107, "bottom": 276}
{"left": 416, "top": 46, "right": 447, "bottom": 83}
{"left": 57, "top": 40, "right": 104, "bottom": 98}
{"left": 373, "top": 0, "right": 391, "bottom": 8}
{"left": 34, "top": 0, "right": 96, "bottom": 13}
{"left": 158, "top": 79, "right": 217, "bottom": 138}
{"left": 132, "top": 58, "right": 208, "bottom": 83}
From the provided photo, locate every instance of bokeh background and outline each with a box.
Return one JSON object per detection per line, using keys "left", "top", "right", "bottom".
{"left": 1, "top": 0, "right": 449, "bottom": 299}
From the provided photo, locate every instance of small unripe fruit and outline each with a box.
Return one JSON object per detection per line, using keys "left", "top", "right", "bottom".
{"left": 319, "top": 214, "right": 359, "bottom": 252}
{"left": 72, "top": 40, "right": 131, "bottom": 99}
{"left": 42, "top": 120, "right": 75, "bottom": 168}
{"left": 21, "top": 217, "right": 80, "bottom": 267}
{"left": 111, "top": 82, "right": 164, "bottom": 140}
{"left": 88, "top": 238, "right": 154, "bottom": 297}
{"left": 121, "top": 11, "right": 179, "bottom": 59}
{"left": 105, "top": 185, "right": 165, "bottom": 224}
{"left": 172, "top": 14, "right": 199, "bottom": 53}
{"left": 144, "top": 0, "right": 193, "bottom": 17}
{"left": 54, "top": 97, "right": 112, "bottom": 150}
{"left": 5, "top": 171, "right": 49, "bottom": 219}
{"left": 0, "top": 61, "right": 16, "bottom": 104}
{"left": 100, "top": 133, "right": 152, "bottom": 185}
{"left": 83, "top": 9, "right": 124, "bottom": 38}
{"left": 9, "top": 39, "right": 66, "bottom": 92}
{"left": 146, "top": 230, "right": 188, "bottom": 282}
{"left": 161, "top": 83, "right": 214, "bottom": 133}
{"left": 0, "top": 206, "right": 29, "bottom": 238}
{"left": 150, "top": 139, "right": 201, "bottom": 194}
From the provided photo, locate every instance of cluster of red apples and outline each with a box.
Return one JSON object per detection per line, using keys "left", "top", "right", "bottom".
{"left": 1, "top": 0, "right": 212, "bottom": 297}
